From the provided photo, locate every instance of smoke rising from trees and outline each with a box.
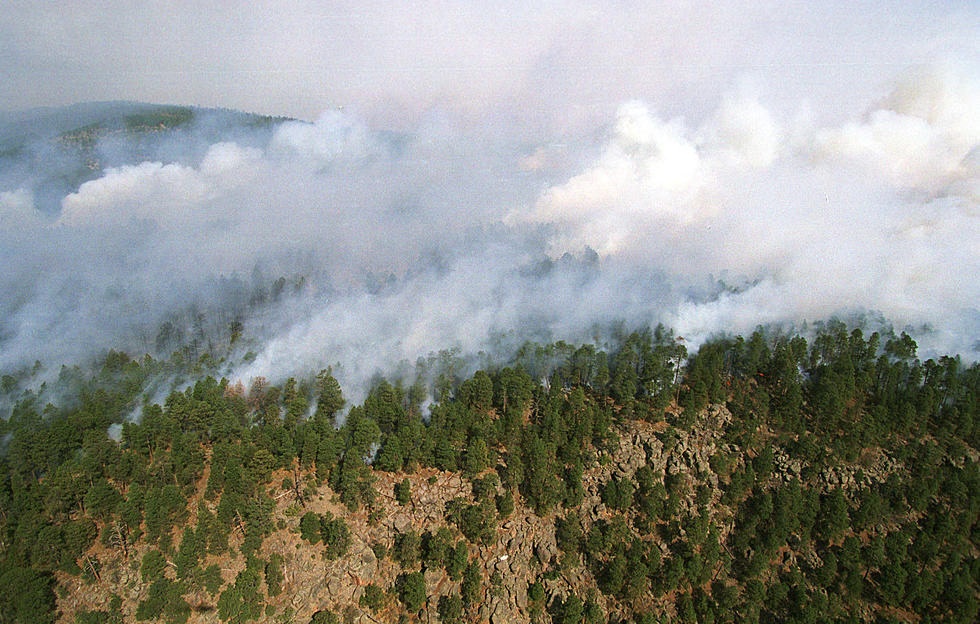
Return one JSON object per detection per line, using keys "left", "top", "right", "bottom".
{"left": 0, "top": 65, "right": 977, "bottom": 396}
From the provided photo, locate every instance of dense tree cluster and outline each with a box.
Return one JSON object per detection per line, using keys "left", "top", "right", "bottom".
{"left": 0, "top": 321, "right": 978, "bottom": 622}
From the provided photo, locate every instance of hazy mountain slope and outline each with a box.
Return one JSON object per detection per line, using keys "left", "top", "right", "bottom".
{"left": 0, "top": 102, "right": 289, "bottom": 214}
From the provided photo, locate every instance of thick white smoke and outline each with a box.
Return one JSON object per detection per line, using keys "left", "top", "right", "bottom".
{"left": 511, "top": 67, "right": 980, "bottom": 357}
{"left": 0, "top": 67, "right": 978, "bottom": 398}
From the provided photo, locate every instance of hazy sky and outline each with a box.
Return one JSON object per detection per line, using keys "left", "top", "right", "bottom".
{"left": 2, "top": 1, "right": 977, "bottom": 128}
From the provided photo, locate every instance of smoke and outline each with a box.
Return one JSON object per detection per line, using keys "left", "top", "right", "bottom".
{"left": 510, "top": 67, "right": 979, "bottom": 355}
{"left": 0, "top": 66, "right": 978, "bottom": 401}
{"left": 3, "top": 1, "right": 977, "bottom": 128}
{"left": 0, "top": 188, "right": 39, "bottom": 228}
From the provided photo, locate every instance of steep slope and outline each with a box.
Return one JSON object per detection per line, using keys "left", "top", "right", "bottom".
{"left": 2, "top": 325, "right": 979, "bottom": 624}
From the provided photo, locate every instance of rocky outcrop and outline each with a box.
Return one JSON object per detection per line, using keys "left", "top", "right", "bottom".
{"left": 61, "top": 401, "right": 913, "bottom": 624}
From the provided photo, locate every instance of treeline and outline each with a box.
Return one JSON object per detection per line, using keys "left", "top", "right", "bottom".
{"left": 0, "top": 321, "right": 978, "bottom": 623}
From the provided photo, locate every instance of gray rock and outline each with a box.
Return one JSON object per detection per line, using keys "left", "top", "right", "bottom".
{"left": 534, "top": 530, "right": 559, "bottom": 565}
{"left": 325, "top": 569, "right": 344, "bottom": 597}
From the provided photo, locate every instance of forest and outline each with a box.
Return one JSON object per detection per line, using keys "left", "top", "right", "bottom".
{"left": 3, "top": 5, "right": 979, "bottom": 623}
{"left": 1, "top": 319, "right": 979, "bottom": 623}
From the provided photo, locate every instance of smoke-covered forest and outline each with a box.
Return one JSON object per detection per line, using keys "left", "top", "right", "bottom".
{"left": 3, "top": 65, "right": 980, "bottom": 393}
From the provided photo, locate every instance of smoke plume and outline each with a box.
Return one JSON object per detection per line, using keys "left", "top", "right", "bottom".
{"left": 0, "top": 67, "right": 978, "bottom": 398}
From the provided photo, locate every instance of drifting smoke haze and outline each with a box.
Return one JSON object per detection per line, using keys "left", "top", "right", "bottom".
{"left": 0, "top": 2, "right": 978, "bottom": 395}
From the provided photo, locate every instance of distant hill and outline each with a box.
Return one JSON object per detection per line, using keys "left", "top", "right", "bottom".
{"left": 0, "top": 102, "right": 292, "bottom": 214}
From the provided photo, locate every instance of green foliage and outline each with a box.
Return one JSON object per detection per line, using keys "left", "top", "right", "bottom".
{"left": 397, "top": 571, "right": 427, "bottom": 613}
{"left": 602, "top": 475, "right": 635, "bottom": 511}
{"left": 359, "top": 583, "right": 385, "bottom": 612}
{"left": 528, "top": 580, "right": 545, "bottom": 603}
{"left": 437, "top": 593, "right": 464, "bottom": 624}
{"left": 395, "top": 478, "right": 411, "bottom": 505}
{"left": 446, "top": 497, "right": 497, "bottom": 545}
{"left": 371, "top": 540, "right": 388, "bottom": 561}
{"left": 550, "top": 593, "right": 585, "bottom": 624}
{"left": 319, "top": 512, "right": 350, "bottom": 560}
{"left": 331, "top": 450, "right": 376, "bottom": 511}
{"left": 174, "top": 527, "right": 199, "bottom": 579}
{"left": 556, "top": 514, "right": 583, "bottom": 555}
{"left": 817, "top": 488, "right": 850, "bottom": 540}
{"left": 74, "top": 610, "right": 117, "bottom": 624}
{"left": 140, "top": 549, "right": 167, "bottom": 583}
{"left": 421, "top": 527, "right": 453, "bottom": 571}
{"left": 446, "top": 541, "right": 468, "bottom": 581}
{"left": 496, "top": 490, "right": 515, "bottom": 518}
{"left": 393, "top": 530, "right": 421, "bottom": 570}
{"left": 463, "top": 437, "right": 490, "bottom": 476}
{"left": 136, "top": 578, "right": 189, "bottom": 624}
{"left": 217, "top": 564, "right": 263, "bottom": 624}
{"left": 265, "top": 553, "right": 284, "bottom": 596}
{"left": 299, "top": 512, "right": 321, "bottom": 544}
{"left": 461, "top": 560, "right": 482, "bottom": 606}
{"left": 84, "top": 479, "right": 122, "bottom": 521}
{"left": 0, "top": 322, "right": 978, "bottom": 624}
{"left": 199, "top": 564, "right": 223, "bottom": 596}
{"left": 309, "top": 609, "right": 339, "bottom": 624}
{"left": 124, "top": 106, "right": 194, "bottom": 130}
{"left": 0, "top": 564, "right": 56, "bottom": 624}
{"left": 64, "top": 518, "right": 98, "bottom": 560}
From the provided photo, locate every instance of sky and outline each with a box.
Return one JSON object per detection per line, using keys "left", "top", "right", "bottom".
{"left": 2, "top": 1, "right": 977, "bottom": 128}
{"left": 1, "top": 1, "right": 979, "bottom": 395}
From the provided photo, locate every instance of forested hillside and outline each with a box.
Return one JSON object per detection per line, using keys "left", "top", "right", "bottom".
{"left": 1, "top": 321, "right": 978, "bottom": 624}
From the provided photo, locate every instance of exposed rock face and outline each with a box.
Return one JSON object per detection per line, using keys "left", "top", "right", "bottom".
{"left": 774, "top": 446, "right": 804, "bottom": 481}
{"left": 57, "top": 401, "right": 909, "bottom": 624}
{"left": 533, "top": 524, "right": 559, "bottom": 568}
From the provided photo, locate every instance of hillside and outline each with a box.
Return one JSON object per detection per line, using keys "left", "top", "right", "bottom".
{"left": 0, "top": 102, "right": 289, "bottom": 213}
{"left": 1, "top": 323, "right": 979, "bottom": 624}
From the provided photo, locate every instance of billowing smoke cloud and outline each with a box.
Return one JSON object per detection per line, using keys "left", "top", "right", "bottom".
{"left": 1, "top": 67, "right": 978, "bottom": 399}
{"left": 511, "top": 67, "right": 979, "bottom": 355}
